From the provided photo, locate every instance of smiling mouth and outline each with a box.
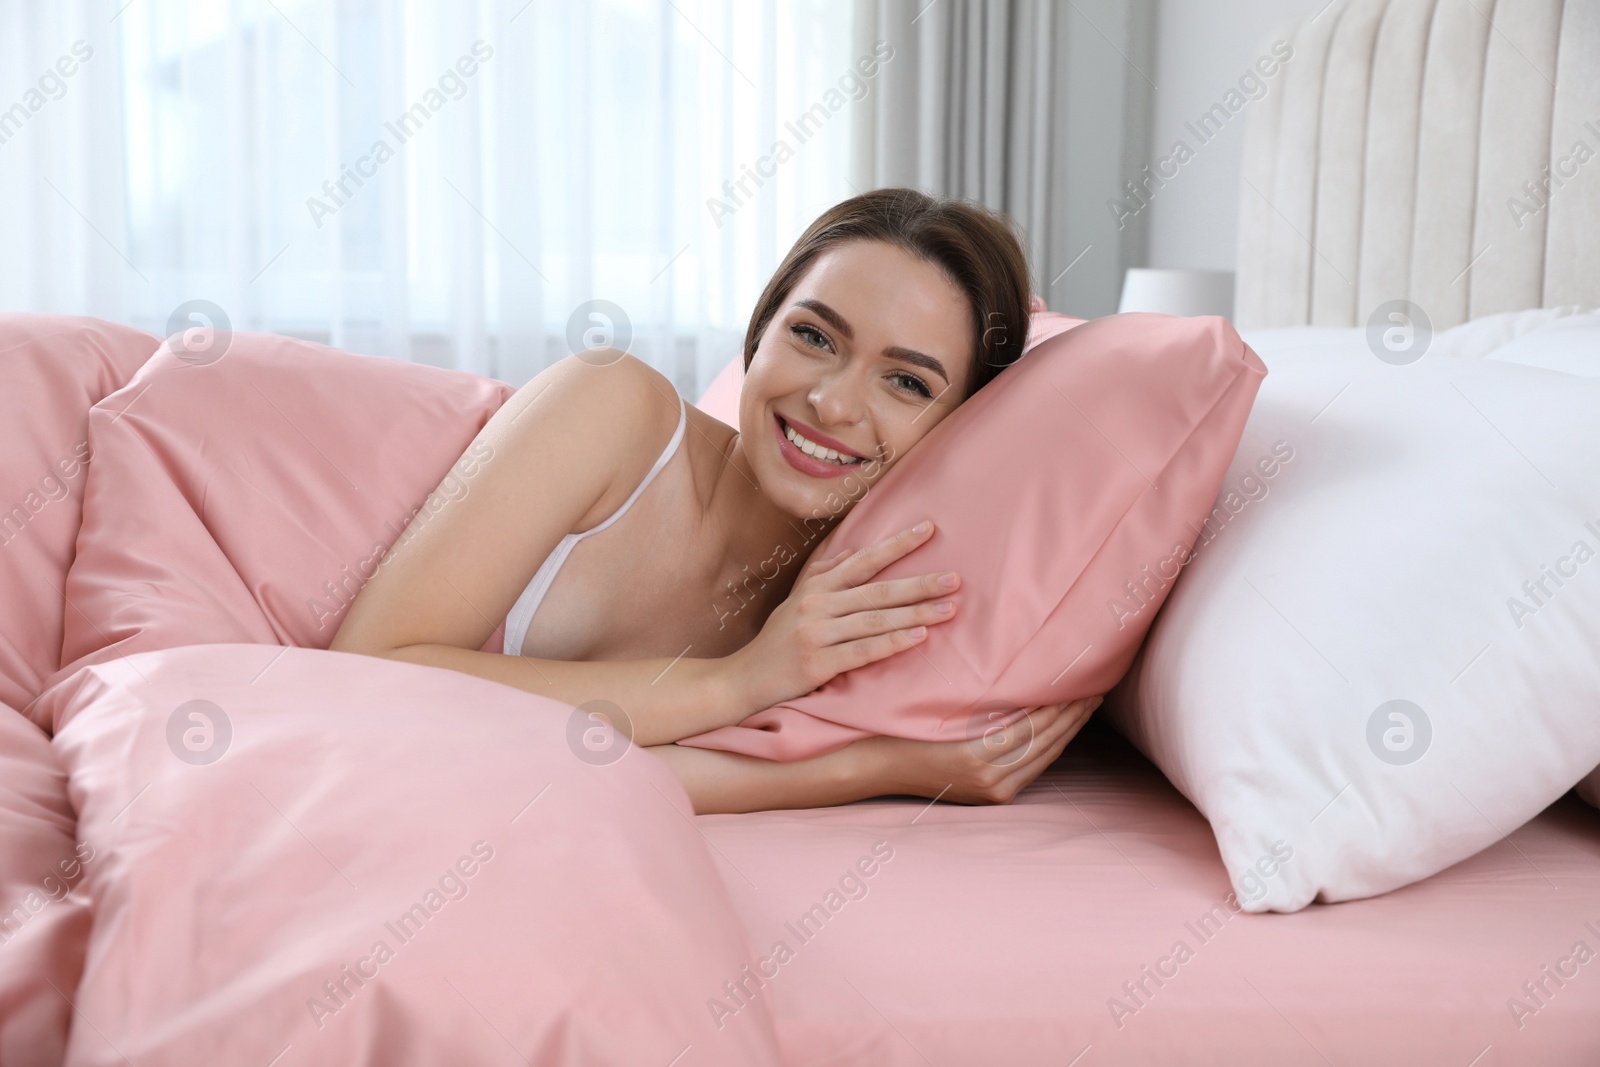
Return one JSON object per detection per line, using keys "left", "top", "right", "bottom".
{"left": 772, "top": 415, "right": 872, "bottom": 480}
{"left": 777, "top": 415, "right": 866, "bottom": 466}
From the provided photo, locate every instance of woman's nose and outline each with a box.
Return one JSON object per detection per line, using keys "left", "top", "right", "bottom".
{"left": 808, "top": 379, "right": 865, "bottom": 428}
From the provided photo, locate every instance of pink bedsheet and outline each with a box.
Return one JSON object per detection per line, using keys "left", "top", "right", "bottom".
{"left": 702, "top": 723, "right": 1600, "bottom": 1065}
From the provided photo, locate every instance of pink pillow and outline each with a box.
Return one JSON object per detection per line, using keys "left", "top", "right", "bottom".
{"left": 0, "top": 315, "right": 161, "bottom": 715}
{"left": 46, "top": 333, "right": 514, "bottom": 727}
{"left": 0, "top": 701, "right": 93, "bottom": 1064}
{"left": 1022, "top": 308, "right": 1088, "bottom": 352}
{"left": 679, "top": 313, "right": 1267, "bottom": 760}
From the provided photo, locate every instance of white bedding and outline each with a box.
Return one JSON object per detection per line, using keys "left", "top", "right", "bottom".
{"left": 1249, "top": 305, "right": 1600, "bottom": 813}
{"left": 1103, "top": 307, "right": 1600, "bottom": 912}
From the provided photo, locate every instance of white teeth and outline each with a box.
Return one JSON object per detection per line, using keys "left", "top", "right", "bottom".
{"left": 784, "top": 421, "right": 861, "bottom": 465}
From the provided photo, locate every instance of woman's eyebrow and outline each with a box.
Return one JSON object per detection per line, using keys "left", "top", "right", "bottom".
{"left": 794, "top": 297, "right": 854, "bottom": 340}
{"left": 791, "top": 298, "right": 950, "bottom": 385}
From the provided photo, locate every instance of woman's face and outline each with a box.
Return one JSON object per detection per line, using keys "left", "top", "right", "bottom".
{"left": 741, "top": 238, "right": 975, "bottom": 523}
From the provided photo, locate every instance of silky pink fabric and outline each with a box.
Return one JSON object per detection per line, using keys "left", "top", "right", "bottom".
{"left": 0, "top": 703, "right": 93, "bottom": 1067}
{"left": 41, "top": 332, "right": 514, "bottom": 730}
{"left": 703, "top": 722, "right": 1600, "bottom": 1065}
{"left": 681, "top": 314, "right": 1267, "bottom": 760}
{"left": 33, "top": 643, "right": 783, "bottom": 1066}
{"left": 0, "top": 315, "right": 161, "bottom": 715}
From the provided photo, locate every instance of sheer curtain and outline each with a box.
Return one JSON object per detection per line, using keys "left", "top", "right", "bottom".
{"left": 0, "top": 0, "right": 863, "bottom": 394}
{"left": 851, "top": 0, "right": 1156, "bottom": 319}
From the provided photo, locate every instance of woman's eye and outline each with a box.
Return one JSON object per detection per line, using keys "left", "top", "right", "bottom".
{"left": 892, "top": 372, "right": 933, "bottom": 399}
{"left": 790, "top": 323, "right": 832, "bottom": 351}
{"left": 790, "top": 322, "right": 930, "bottom": 399}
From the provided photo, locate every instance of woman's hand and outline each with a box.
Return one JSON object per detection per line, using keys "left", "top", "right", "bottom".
{"left": 649, "top": 694, "right": 1103, "bottom": 815}
{"left": 725, "top": 520, "right": 960, "bottom": 715}
{"left": 857, "top": 695, "right": 1103, "bottom": 805}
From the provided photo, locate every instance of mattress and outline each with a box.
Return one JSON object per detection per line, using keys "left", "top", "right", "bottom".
{"left": 703, "top": 721, "right": 1600, "bottom": 1065}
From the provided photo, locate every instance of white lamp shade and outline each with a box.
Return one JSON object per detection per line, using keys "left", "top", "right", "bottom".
{"left": 1117, "top": 269, "right": 1236, "bottom": 317}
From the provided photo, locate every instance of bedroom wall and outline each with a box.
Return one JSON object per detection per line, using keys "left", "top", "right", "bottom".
{"left": 1144, "top": 0, "right": 1329, "bottom": 271}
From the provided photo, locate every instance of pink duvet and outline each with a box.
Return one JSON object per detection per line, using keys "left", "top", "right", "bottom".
{"left": 32, "top": 644, "right": 783, "bottom": 1065}
{"left": 0, "top": 703, "right": 92, "bottom": 1067}
{"left": 40, "top": 329, "right": 514, "bottom": 727}
{"left": 0, "top": 315, "right": 160, "bottom": 715}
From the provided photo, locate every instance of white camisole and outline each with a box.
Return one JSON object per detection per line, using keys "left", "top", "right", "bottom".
{"left": 501, "top": 392, "right": 688, "bottom": 657}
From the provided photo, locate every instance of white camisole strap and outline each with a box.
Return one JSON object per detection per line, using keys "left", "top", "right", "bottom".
{"left": 502, "top": 392, "right": 688, "bottom": 656}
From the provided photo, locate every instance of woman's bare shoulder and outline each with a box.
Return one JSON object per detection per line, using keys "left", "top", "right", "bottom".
{"left": 491, "top": 351, "right": 675, "bottom": 452}
{"left": 328, "top": 350, "right": 674, "bottom": 655}
{"left": 498, "top": 351, "right": 683, "bottom": 522}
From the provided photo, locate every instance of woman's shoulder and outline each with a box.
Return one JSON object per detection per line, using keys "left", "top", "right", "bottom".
{"left": 501, "top": 350, "right": 685, "bottom": 522}
{"left": 589, "top": 350, "right": 685, "bottom": 460}
{"left": 503, "top": 349, "right": 679, "bottom": 443}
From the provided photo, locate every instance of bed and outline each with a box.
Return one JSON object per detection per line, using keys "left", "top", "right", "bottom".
{"left": 3, "top": 0, "right": 1598, "bottom": 1064}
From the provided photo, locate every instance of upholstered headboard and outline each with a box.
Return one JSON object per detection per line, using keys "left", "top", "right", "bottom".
{"left": 1235, "top": 0, "right": 1599, "bottom": 330}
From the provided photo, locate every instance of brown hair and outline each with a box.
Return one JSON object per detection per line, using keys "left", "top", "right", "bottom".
{"left": 741, "top": 187, "right": 1033, "bottom": 401}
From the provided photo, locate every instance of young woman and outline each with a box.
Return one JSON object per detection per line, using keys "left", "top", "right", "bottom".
{"left": 330, "top": 188, "right": 1102, "bottom": 813}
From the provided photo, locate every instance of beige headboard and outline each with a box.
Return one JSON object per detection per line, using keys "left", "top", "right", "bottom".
{"left": 1235, "top": 0, "right": 1599, "bottom": 330}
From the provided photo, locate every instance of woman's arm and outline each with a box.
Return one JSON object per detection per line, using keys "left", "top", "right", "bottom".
{"left": 373, "top": 644, "right": 749, "bottom": 747}
{"left": 647, "top": 696, "right": 1101, "bottom": 814}
{"left": 330, "top": 352, "right": 755, "bottom": 747}
{"left": 645, "top": 741, "right": 880, "bottom": 814}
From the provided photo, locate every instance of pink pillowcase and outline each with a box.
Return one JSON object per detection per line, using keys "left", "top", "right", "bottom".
{"left": 46, "top": 332, "right": 514, "bottom": 728}
{"left": 680, "top": 313, "right": 1267, "bottom": 760}
{"left": 1022, "top": 308, "right": 1090, "bottom": 352}
{"left": 0, "top": 315, "right": 161, "bottom": 715}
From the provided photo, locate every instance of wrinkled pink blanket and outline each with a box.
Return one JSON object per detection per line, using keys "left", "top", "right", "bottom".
{"left": 31, "top": 643, "right": 783, "bottom": 1066}
{"left": 42, "top": 330, "right": 515, "bottom": 703}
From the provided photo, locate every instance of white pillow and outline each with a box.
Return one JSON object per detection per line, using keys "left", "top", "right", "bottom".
{"left": 1238, "top": 306, "right": 1590, "bottom": 365}
{"left": 1486, "top": 311, "right": 1600, "bottom": 809}
{"left": 1427, "top": 304, "right": 1589, "bottom": 358}
{"left": 1485, "top": 310, "right": 1600, "bottom": 377}
{"left": 1103, "top": 341, "right": 1600, "bottom": 912}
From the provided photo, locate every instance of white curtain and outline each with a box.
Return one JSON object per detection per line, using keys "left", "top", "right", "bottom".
{"left": 851, "top": 0, "right": 1155, "bottom": 318}
{"left": 0, "top": 0, "right": 865, "bottom": 395}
